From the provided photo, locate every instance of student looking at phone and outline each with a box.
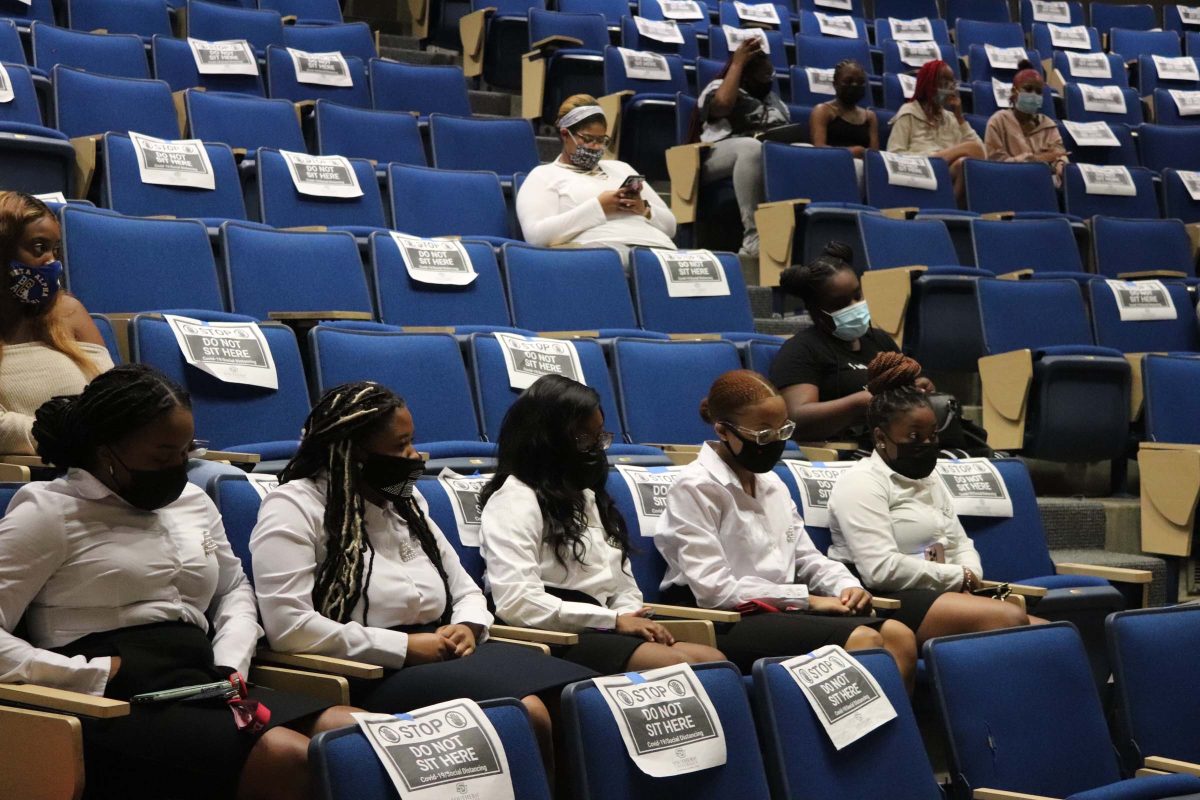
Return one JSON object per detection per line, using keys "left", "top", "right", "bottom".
{"left": 516, "top": 94, "right": 677, "bottom": 260}
{"left": 984, "top": 60, "right": 1069, "bottom": 185}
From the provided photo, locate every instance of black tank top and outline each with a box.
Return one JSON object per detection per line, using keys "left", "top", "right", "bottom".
{"left": 826, "top": 113, "right": 871, "bottom": 149}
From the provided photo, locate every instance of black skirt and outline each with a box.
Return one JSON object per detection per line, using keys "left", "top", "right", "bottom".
{"left": 540, "top": 586, "right": 650, "bottom": 675}
{"left": 53, "top": 621, "right": 331, "bottom": 800}
{"left": 351, "top": 623, "right": 597, "bottom": 711}
{"left": 843, "top": 564, "right": 946, "bottom": 634}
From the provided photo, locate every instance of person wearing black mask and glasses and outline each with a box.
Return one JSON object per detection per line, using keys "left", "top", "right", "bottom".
{"left": 809, "top": 59, "right": 879, "bottom": 184}
{"left": 654, "top": 369, "right": 916, "bottom": 689}
{"left": 250, "top": 381, "right": 595, "bottom": 773}
{"left": 827, "top": 354, "right": 1041, "bottom": 643}
{"left": 479, "top": 374, "right": 723, "bottom": 675}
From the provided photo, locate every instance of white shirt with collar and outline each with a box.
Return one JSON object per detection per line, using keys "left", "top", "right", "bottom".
{"left": 249, "top": 478, "right": 493, "bottom": 670}
{"left": 827, "top": 450, "right": 984, "bottom": 592}
{"left": 655, "top": 443, "right": 862, "bottom": 610}
{"left": 479, "top": 475, "right": 644, "bottom": 632}
{"left": 0, "top": 469, "right": 262, "bottom": 696}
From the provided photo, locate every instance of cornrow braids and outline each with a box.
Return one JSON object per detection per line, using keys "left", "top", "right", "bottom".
{"left": 280, "top": 381, "right": 452, "bottom": 626}
{"left": 865, "top": 352, "right": 930, "bottom": 430}
{"left": 778, "top": 240, "right": 856, "bottom": 317}
{"left": 832, "top": 58, "right": 863, "bottom": 82}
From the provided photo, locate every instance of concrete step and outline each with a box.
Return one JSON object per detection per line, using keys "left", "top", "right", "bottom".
{"left": 378, "top": 33, "right": 423, "bottom": 51}
{"left": 755, "top": 316, "right": 809, "bottom": 336}
{"left": 746, "top": 285, "right": 773, "bottom": 318}
{"left": 535, "top": 135, "right": 560, "bottom": 163}
{"left": 378, "top": 46, "right": 459, "bottom": 66}
{"left": 468, "top": 89, "right": 516, "bottom": 117}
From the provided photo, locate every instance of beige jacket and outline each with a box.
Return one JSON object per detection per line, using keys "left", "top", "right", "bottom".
{"left": 984, "top": 109, "right": 1069, "bottom": 180}
{"left": 886, "top": 101, "right": 981, "bottom": 156}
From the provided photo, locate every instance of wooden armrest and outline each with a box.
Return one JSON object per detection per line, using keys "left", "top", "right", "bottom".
{"left": 488, "top": 625, "right": 579, "bottom": 646}
{"left": 281, "top": 225, "right": 328, "bottom": 232}
{"left": 870, "top": 597, "right": 901, "bottom": 610}
{"left": 537, "top": 329, "right": 600, "bottom": 339}
{"left": 667, "top": 333, "right": 722, "bottom": 341}
{"left": 1055, "top": 563, "right": 1152, "bottom": 584}
{"left": 658, "top": 619, "right": 716, "bottom": 648}
{"left": 880, "top": 206, "right": 919, "bottom": 220}
{"left": 490, "top": 637, "right": 550, "bottom": 655}
{"left": 1116, "top": 270, "right": 1189, "bottom": 280}
{"left": 1143, "top": 757, "right": 1200, "bottom": 777}
{"left": 199, "top": 450, "right": 260, "bottom": 464}
{"left": 401, "top": 325, "right": 457, "bottom": 333}
{"left": 528, "top": 34, "right": 584, "bottom": 53}
{"left": 981, "top": 211, "right": 1016, "bottom": 220}
{"left": 0, "top": 684, "right": 128, "bottom": 719}
{"left": 982, "top": 580, "right": 1048, "bottom": 598}
{"left": 0, "top": 463, "right": 29, "bottom": 481}
{"left": 999, "top": 269, "right": 1034, "bottom": 280}
{"left": 974, "top": 790, "right": 1060, "bottom": 800}
{"left": 250, "top": 665, "right": 348, "bottom": 705}
{"left": 281, "top": 14, "right": 297, "bottom": 23}
{"left": 645, "top": 603, "right": 741, "bottom": 623}
{"left": 231, "top": 147, "right": 247, "bottom": 158}
{"left": 1136, "top": 768, "right": 1171, "bottom": 777}
{"left": 254, "top": 649, "right": 383, "bottom": 679}
{"left": 267, "top": 311, "right": 374, "bottom": 322}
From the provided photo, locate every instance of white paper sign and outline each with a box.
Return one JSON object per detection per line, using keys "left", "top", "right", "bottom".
{"left": 33, "top": 192, "right": 67, "bottom": 204}
{"left": 1178, "top": 5, "right": 1200, "bottom": 26}
{"left": 0, "top": 64, "right": 13, "bottom": 104}
{"left": 734, "top": 1, "right": 779, "bottom": 25}
{"left": 634, "top": 15, "right": 685, "bottom": 43}
{"left": 897, "top": 72, "right": 916, "bottom": 98}
{"left": 187, "top": 38, "right": 258, "bottom": 76}
{"left": 1081, "top": 84, "right": 1126, "bottom": 115}
{"left": 1170, "top": 89, "right": 1200, "bottom": 115}
{"left": 814, "top": 0, "right": 850, "bottom": 9}
{"left": 1177, "top": 170, "right": 1200, "bottom": 200}
{"left": 723, "top": 24, "right": 771, "bottom": 53}
{"left": 657, "top": 0, "right": 704, "bottom": 20}
{"left": 352, "top": 700, "right": 515, "bottom": 800}
{"left": 436, "top": 468, "right": 489, "bottom": 546}
{"left": 652, "top": 248, "right": 731, "bottom": 297}
{"left": 1079, "top": 164, "right": 1137, "bottom": 196}
{"left": 127, "top": 131, "right": 216, "bottom": 191}
{"left": 1064, "top": 50, "right": 1111, "bottom": 78}
{"left": 1048, "top": 23, "right": 1092, "bottom": 50}
{"left": 985, "top": 44, "right": 1027, "bottom": 69}
{"left": 1062, "top": 119, "right": 1119, "bottom": 146}
{"left": 279, "top": 150, "right": 363, "bottom": 198}
{"left": 888, "top": 17, "right": 934, "bottom": 41}
{"left": 493, "top": 332, "right": 586, "bottom": 390}
{"left": 1106, "top": 279, "right": 1178, "bottom": 322}
{"left": 814, "top": 12, "right": 858, "bottom": 38}
{"left": 782, "top": 646, "right": 897, "bottom": 750}
{"left": 934, "top": 459, "right": 1013, "bottom": 517}
{"left": 1032, "top": 0, "right": 1071, "bottom": 24}
{"left": 594, "top": 664, "right": 726, "bottom": 777}
{"left": 286, "top": 47, "right": 352, "bottom": 87}
{"left": 992, "top": 77, "right": 1013, "bottom": 108}
{"left": 880, "top": 151, "right": 938, "bottom": 191}
{"left": 246, "top": 473, "right": 280, "bottom": 500}
{"left": 784, "top": 460, "right": 854, "bottom": 528}
{"left": 615, "top": 465, "right": 685, "bottom": 536}
{"left": 618, "top": 47, "right": 672, "bottom": 80}
{"left": 803, "top": 66, "right": 836, "bottom": 95}
{"left": 164, "top": 314, "right": 279, "bottom": 390}
{"left": 389, "top": 232, "right": 476, "bottom": 286}
{"left": 896, "top": 40, "right": 941, "bottom": 67}
{"left": 1154, "top": 55, "right": 1200, "bottom": 82}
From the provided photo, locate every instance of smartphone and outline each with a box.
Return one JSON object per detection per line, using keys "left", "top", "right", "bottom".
{"left": 619, "top": 174, "right": 646, "bottom": 194}
{"left": 131, "top": 680, "right": 236, "bottom": 704}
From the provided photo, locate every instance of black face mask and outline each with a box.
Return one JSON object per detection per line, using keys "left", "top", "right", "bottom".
{"left": 723, "top": 429, "right": 787, "bottom": 474}
{"left": 109, "top": 451, "right": 189, "bottom": 512}
{"left": 360, "top": 453, "right": 425, "bottom": 501}
{"left": 745, "top": 77, "right": 773, "bottom": 99}
{"left": 836, "top": 84, "right": 865, "bottom": 105}
{"left": 882, "top": 434, "right": 939, "bottom": 480}
{"left": 566, "top": 447, "right": 608, "bottom": 491}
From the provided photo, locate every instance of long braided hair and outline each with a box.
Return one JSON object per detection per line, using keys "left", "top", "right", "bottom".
{"left": 866, "top": 352, "right": 930, "bottom": 430}
{"left": 279, "top": 381, "right": 452, "bottom": 626}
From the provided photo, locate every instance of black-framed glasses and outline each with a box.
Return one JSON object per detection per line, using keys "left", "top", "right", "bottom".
{"left": 720, "top": 420, "right": 796, "bottom": 445}
{"left": 574, "top": 431, "right": 615, "bottom": 451}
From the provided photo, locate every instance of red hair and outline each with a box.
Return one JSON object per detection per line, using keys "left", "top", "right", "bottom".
{"left": 699, "top": 370, "right": 779, "bottom": 424}
{"left": 911, "top": 59, "right": 946, "bottom": 106}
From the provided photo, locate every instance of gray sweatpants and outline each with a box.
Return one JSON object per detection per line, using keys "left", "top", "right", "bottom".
{"left": 700, "top": 135, "right": 764, "bottom": 256}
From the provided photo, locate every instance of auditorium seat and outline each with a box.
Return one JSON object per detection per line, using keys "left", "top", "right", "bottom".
{"left": 1032, "top": 22, "right": 1102, "bottom": 54}
{"left": 946, "top": 0, "right": 1010, "bottom": 28}
{"left": 66, "top": 0, "right": 172, "bottom": 41}
{"left": 185, "top": 90, "right": 307, "bottom": 154}
{"left": 708, "top": 25, "right": 787, "bottom": 75}
{"left": 1091, "top": 216, "right": 1196, "bottom": 279}
{"left": 873, "top": 0, "right": 938, "bottom": 21}
{"left": 1151, "top": 87, "right": 1200, "bottom": 125}
{"left": 863, "top": 150, "right": 964, "bottom": 214}
{"left": 746, "top": 340, "right": 781, "bottom": 376}
{"left": 636, "top": 0, "right": 712, "bottom": 37}
{"left": 963, "top": 159, "right": 1072, "bottom": 219}
{"left": 797, "top": 11, "right": 869, "bottom": 40}
{"left": 603, "top": 46, "right": 688, "bottom": 180}
{"left": 527, "top": 9, "right": 608, "bottom": 123}
{"left": 33, "top": 24, "right": 149, "bottom": 79}
{"left": 1051, "top": 50, "right": 1128, "bottom": 87}
{"left": 1112, "top": 28, "right": 1180, "bottom": 61}
{"left": 1143, "top": 353, "right": 1200, "bottom": 443}
{"left": 956, "top": 18, "right": 1024, "bottom": 50}
{"left": 1059, "top": 121, "right": 1138, "bottom": 167}
{"left": 1160, "top": 168, "right": 1200, "bottom": 222}
{"left": 882, "top": 41, "right": 959, "bottom": 79}
{"left": 468, "top": 0, "right": 546, "bottom": 91}
{"left": 0, "top": 0, "right": 53, "bottom": 31}
{"left": 1064, "top": 84, "right": 1143, "bottom": 125}
{"left": 313, "top": 100, "right": 427, "bottom": 167}
{"left": 429, "top": 113, "right": 540, "bottom": 182}
{"left": 1020, "top": 0, "right": 1084, "bottom": 33}
{"left": 265, "top": 46, "right": 370, "bottom": 108}
{"left": 560, "top": 0, "right": 627, "bottom": 30}
{"left": 1136, "top": 124, "right": 1200, "bottom": 172}
{"left": 0, "top": 63, "right": 75, "bottom": 195}
{"left": 187, "top": 0, "right": 285, "bottom": 56}
{"left": 1062, "top": 164, "right": 1159, "bottom": 218}
{"left": 254, "top": 148, "right": 386, "bottom": 235}
{"left": 53, "top": 67, "right": 179, "bottom": 140}
{"left": 260, "top": 0, "right": 343, "bottom": 24}
{"left": 152, "top": 34, "right": 266, "bottom": 95}
{"left": 793, "top": 32, "right": 871, "bottom": 71}
{"left": 966, "top": 44, "right": 1044, "bottom": 83}
{"left": 874, "top": 16, "right": 951, "bottom": 46}
{"left": 1135, "top": 53, "right": 1199, "bottom": 95}
{"left": 1091, "top": 2, "right": 1157, "bottom": 38}
{"left": 389, "top": 163, "right": 514, "bottom": 243}
{"left": 970, "top": 218, "right": 1086, "bottom": 276}
{"left": 369, "top": 59, "right": 474, "bottom": 121}
{"left": 281, "top": 21, "right": 378, "bottom": 62}
{"left": 1088, "top": 279, "right": 1199, "bottom": 353}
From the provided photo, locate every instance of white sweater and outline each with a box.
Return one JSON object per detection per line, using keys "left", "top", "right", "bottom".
{"left": 0, "top": 341, "right": 113, "bottom": 454}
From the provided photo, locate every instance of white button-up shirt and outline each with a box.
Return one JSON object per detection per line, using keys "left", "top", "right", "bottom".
{"left": 0, "top": 470, "right": 262, "bottom": 696}
{"left": 479, "top": 476, "right": 644, "bottom": 632}
{"left": 828, "top": 451, "right": 984, "bottom": 592}
{"left": 656, "top": 443, "right": 862, "bottom": 610}
{"left": 249, "top": 478, "right": 492, "bottom": 670}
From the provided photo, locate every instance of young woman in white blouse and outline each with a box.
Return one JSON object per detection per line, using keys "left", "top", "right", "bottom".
{"left": 515, "top": 94, "right": 677, "bottom": 260}
{"left": 0, "top": 365, "right": 355, "bottom": 800}
{"left": 250, "top": 382, "right": 594, "bottom": 767}
{"left": 655, "top": 370, "right": 916, "bottom": 688}
{"left": 828, "top": 353, "right": 1042, "bottom": 643}
{"left": 479, "top": 374, "right": 723, "bottom": 674}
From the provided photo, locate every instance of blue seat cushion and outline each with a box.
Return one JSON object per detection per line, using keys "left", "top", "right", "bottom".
{"left": 1016, "top": 574, "right": 1113, "bottom": 590}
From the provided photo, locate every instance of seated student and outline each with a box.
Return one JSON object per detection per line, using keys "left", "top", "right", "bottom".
{"left": 984, "top": 60, "right": 1069, "bottom": 184}
{"left": 479, "top": 374, "right": 725, "bottom": 674}
{"left": 655, "top": 370, "right": 917, "bottom": 688}
{"left": 0, "top": 364, "right": 355, "bottom": 800}
{"left": 809, "top": 58, "right": 879, "bottom": 183}
{"left": 887, "top": 59, "right": 984, "bottom": 201}
{"left": 770, "top": 242, "right": 934, "bottom": 448}
{"left": 695, "top": 36, "right": 792, "bottom": 257}
{"left": 250, "top": 381, "right": 596, "bottom": 766}
{"left": 827, "top": 353, "right": 1043, "bottom": 643}
{"left": 0, "top": 191, "right": 111, "bottom": 454}
{"left": 516, "top": 94, "right": 677, "bottom": 260}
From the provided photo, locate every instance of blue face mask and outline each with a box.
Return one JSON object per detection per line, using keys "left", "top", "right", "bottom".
{"left": 826, "top": 300, "right": 871, "bottom": 341}
{"left": 1015, "top": 90, "right": 1042, "bottom": 115}
{"left": 8, "top": 259, "right": 62, "bottom": 307}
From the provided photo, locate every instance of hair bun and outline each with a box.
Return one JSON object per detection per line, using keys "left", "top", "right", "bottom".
{"left": 866, "top": 352, "right": 922, "bottom": 395}
{"left": 1016, "top": 58, "right": 1034, "bottom": 71}
{"left": 821, "top": 240, "right": 854, "bottom": 263}
{"left": 31, "top": 395, "right": 83, "bottom": 468}
{"left": 698, "top": 397, "right": 714, "bottom": 424}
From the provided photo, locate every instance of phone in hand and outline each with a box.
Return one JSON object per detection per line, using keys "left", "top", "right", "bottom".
{"left": 619, "top": 174, "right": 646, "bottom": 195}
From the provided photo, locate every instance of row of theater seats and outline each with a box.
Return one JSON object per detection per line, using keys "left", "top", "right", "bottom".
{"left": 0, "top": 0, "right": 344, "bottom": 29}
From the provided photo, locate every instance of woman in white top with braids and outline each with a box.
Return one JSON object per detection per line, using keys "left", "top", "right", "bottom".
{"left": 516, "top": 94, "right": 676, "bottom": 259}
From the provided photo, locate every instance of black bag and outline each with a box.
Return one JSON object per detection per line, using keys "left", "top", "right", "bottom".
{"left": 927, "top": 392, "right": 993, "bottom": 458}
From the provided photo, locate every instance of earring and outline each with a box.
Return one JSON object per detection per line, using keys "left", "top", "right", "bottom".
{"left": 877, "top": 443, "right": 885, "bottom": 450}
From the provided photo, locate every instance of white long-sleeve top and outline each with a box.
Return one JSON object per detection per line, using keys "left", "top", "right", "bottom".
{"left": 827, "top": 451, "right": 984, "bottom": 592}
{"left": 0, "top": 470, "right": 262, "bottom": 695}
{"left": 656, "top": 443, "right": 862, "bottom": 610}
{"left": 516, "top": 159, "right": 677, "bottom": 249}
{"left": 249, "top": 478, "right": 492, "bottom": 670}
{"left": 479, "top": 475, "right": 644, "bottom": 632}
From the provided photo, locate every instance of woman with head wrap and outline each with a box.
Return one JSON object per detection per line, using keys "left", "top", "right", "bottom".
{"left": 984, "top": 60, "right": 1070, "bottom": 184}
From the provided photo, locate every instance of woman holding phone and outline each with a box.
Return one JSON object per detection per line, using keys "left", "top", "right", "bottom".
{"left": 516, "top": 94, "right": 677, "bottom": 262}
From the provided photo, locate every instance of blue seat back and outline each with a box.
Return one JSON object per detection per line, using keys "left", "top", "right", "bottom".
{"left": 624, "top": 18, "right": 699, "bottom": 63}
{"left": 604, "top": 468, "right": 672, "bottom": 602}
{"left": 1113, "top": 28, "right": 1181, "bottom": 61}
{"left": 946, "top": 0, "right": 1010, "bottom": 26}
{"left": 957, "top": 458, "right": 1057, "bottom": 580}
{"left": 532, "top": 8, "right": 610, "bottom": 50}
{"left": 797, "top": 11, "right": 869, "bottom": 40}
{"left": 603, "top": 45, "right": 688, "bottom": 95}
{"left": 747, "top": 340, "right": 779, "bottom": 375}
{"left": 1089, "top": 279, "right": 1199, "bottom": 353}
{"left": 91, "top": 313, "right": 122, "bottom": 363}
{"left": 429, "top": 114, "right": 540, "bottom": 177}
{"left": 864, "top": 149, "right": 957, "bottom": 210}
{"left": 790, "top": 62, "right": 872, "bottom": 107}
{"left": 418, "top": 475, "right": 488, "bottom": 584}
{"left": 1162, "top": 168, "right": 1200, "bottom": 223}
{"left": 881, "top": 41, "right": 959, "bottom": 77}
{"left": 873, "top": 0, "right": 938, "bottom": 21}
{"left": 1092, "top": 216, "right": 1195, "bottom": 278}
{"left": 266, "top": 46, "right": 370, "bottom": 107}
{"left": 963, "top": 159, "right": 1060, "bottom": 215}
{"left": 0, "top": 20, "right": 26, "bottom": 65}
{"left": 970, "top": 218, "right": 1083, "bottom": 274}
{"left": 68, "top": 0, "right": 172, "bottom": 38}
{"left": 0, "top": 62, "right": 51, "bottom": 127}
{"left": 874, "top": 16, "right": 951, "bottom": 46}
{"left": 1091, "top": 2, "right": 1157, "bottom": 37}
{"left": 503, "top": 244, "right": 638, "bottom": 331}
{"left": 0, "top": 0, "right": 53, "bottom": 27}
{"left": 61, "top": 207, "right": 223, "bottom": 313}
{"left": 1032, "top": 21, "right": 1101, "bottom": 53}
{"left": 102, "top": 133, "right": 245, "bottom": 221}
{"left": 314, "top": 100, "right": 426, "bottom": 165}
{"left": 282, "top": 22, "right": 377, "bottom": 62}
{"left": 186, "top": 90, "right": 306, "bottom": 152}
{"left": 1152, "top": 87, "right": 1200, "bottom": 125}
{"left": 636, "top": 0, "right": 712, "bottom": 33}
{"left": 1136, "top": 53, "right": 1199, "bottom": 95}
{"left": 717, "top": 0, "right": 791, "bottom": 30}
{"left": 630, "top": 248, "right": 753, "bottom": 334}
{"left": 389, "top": 163, "right": 510, "bottom": 239}
{"left": 33, "top": 23, "right": 149, "bottom": 79}
{"left": 1063, "top": 164, "right": 1159, "bottom": 219}
{"left": 152, "top": 35, "right": 265, "bottom": 95}
{"left": 256, "top": 148, "right": 385, "bottom": 229}
{"left": 52, "top": 66, "right": 179, "bottom": 139}
{"left": 260, "top": 0, "right": 343, "bottom": 24}
{"left": 612, "top": 338, "right": 743, "bottom": 444}
{"left": 763, "top": 140, "right": 862, "bottom": 203}
{"left": 369, "top": 59, "right": 473, "bottom": 118}
{"left": 977, "top": 278, "right": 1094, "bottom": 354}
{"left": 1144, "top": 354, "right": 1200, "bottom": 443}
{"left": 560, "top": 0, "right": 628, "bottom": 27}
{"left": 1059, "top": 120, "right": 1137, "bottom": 166}
{"left": 859, "top": 213, "right": 958, "bottom": 269}
{"left": 210, "top": 475, "right": 262, "bottom": 581}
{"left": 1020, "top": 0, "right": 1084, "bottom": 32}
{"left": 1136, "top": 124, "right": 1200, "bottom": 172}
{"left": 221, "top": 224, "right": 373, "bottom": 319}
{"left": 309, "top": 328, "right": 482, "bottom": 443}
{"left": 967, "top": 44, "right": 1043, "bottom": 83}
{"left": 794, "top": 32, "right": 871, "bottom": 70}
{"left": 956, "top": 18, "right": 1024, "bottom": 49}
{"left": 1064, "top": 84, "right": 1143, "bottom": 125}
{"left": 187, "top": 0, "right": 285, "bottom": 54}
{"left": 562, "top": 661, "right": 771, "bottom": 800}
{"left": 1051, "top": 50, "right": 1127, "bottom": 86}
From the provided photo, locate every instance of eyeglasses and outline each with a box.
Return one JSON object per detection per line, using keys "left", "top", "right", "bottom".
{"left": 720, "top": 420, "right": 796, "bottom": 445}
{"left": 188, "top": 439, "right": 211, "bottom": 457}
{"left": 574, "top": 431, "right": 615, "bottom": 451}
{"left": 572, "top": 132, "right": 613, "bottom": 148}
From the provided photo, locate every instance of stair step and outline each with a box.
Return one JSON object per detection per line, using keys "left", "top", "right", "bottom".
{"left": 377, "top": 33, "right": 423, "bottom": 51}
{"left": 378, "top": 46, "right": 459, "bottom": 66}
{"left": 535, "top": 135, "right": 560, "bottom": 163}
{"left": 468, "top": 89, "right": 515, "bottom": 117}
